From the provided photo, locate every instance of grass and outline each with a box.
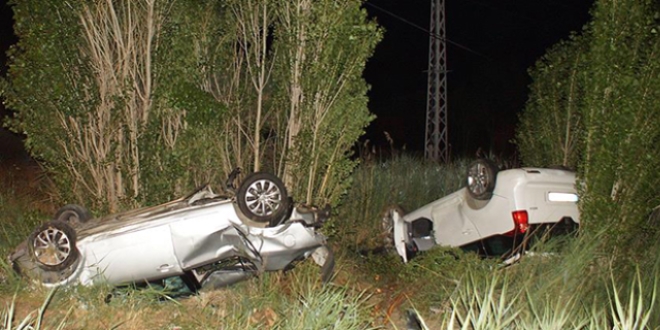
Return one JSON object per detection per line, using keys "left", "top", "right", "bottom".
{"left": 2, "top": 155, "right": 660, "bottom": 329}
{"left": 330, "top": 154, "right": 468, "bottom": 251}
{"left": 0, "top": 266, "right": 375, "bottom": 329}
{"left": 2, "top": 289, "right": 69, "bottom": 330}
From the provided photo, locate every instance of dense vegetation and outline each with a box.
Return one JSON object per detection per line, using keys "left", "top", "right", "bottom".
{"left": 2, "top": 0, "right": 660, "bottom": 328}
{"left": 2, "top": 157, "right": 659, "bottom": 329}
{"left": 1, "top": 0, "right": 381, "bottom": 212}
{"left": 516, "top": 0, "right": 660, "bottom": 261}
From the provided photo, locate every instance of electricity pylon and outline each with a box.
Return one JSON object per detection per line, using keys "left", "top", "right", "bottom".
{"left": 425, "top": 0, "right": 449, "bottom": 162}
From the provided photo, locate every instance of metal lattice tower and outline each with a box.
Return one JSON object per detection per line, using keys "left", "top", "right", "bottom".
{"left": 425, "top": 0, "right": 449, "bottom": 162}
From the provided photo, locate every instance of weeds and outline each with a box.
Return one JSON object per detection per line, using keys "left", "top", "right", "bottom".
{"left": 1, "top": 289, "right": 69, "bottom": 330}
{"left": 331, "top": 154, "right": 467, "bottom": 251}
{"left": 279, "top": 276, "right": 373, "bottom": 330}
{"left": 608, "top": 270, "right": 657, "bottom": 330}
{"left": 447, "top": 272, "right": 521, "bottom": 330}
{"left": 402, "top": 232, "right": 660, "bottom": 329}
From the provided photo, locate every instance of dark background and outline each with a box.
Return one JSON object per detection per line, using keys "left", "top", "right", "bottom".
{"left": 0, "top": 0, "right": 23, "bottom": 162}
{"left": 0, "top": 0, "right": 595, "bottom": 162}
{"left": 362, "top": 0, "right": 593, "bottom": 157}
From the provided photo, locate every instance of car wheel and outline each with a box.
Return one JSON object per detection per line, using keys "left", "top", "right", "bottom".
{"left": 466, "top": 159, "right": 498, "bottom": 200}
{"left": 237, "top": 172, "right": 290, "bottom": 225}
{"left": 54, "top": 204, "right": 92, "bottom": 226}
{"left": 28, "top": 221, "right": 79, "bottom": 271}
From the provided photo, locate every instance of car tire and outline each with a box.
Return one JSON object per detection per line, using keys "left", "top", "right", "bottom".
{"left": 28, "top": 221, "right": 79, "bottom": 271}
{"left": 237, "top": 172, "right": 290, "bottom": 225}
{"left": 54, "top": 204, "right": 92, "bottom": 226}
{"left": 466, "top": 159, "right": 498, "bottom": 200}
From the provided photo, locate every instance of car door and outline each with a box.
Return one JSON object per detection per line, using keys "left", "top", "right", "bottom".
{"left": 80, "top": 223, "right": 182, "bottom": 285}
{"left": 169, "top": 203, "right": 247, "bottom": 270}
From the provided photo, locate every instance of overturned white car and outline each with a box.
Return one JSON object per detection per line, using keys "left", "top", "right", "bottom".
{"left": 9, "top": 171, "right": 333, "bottom": 290}
{"left": 385, "top": 160, "right": 580, "bottom": 262}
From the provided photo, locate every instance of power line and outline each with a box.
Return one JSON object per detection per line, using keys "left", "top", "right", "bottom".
{"left": 364, "top": 1, "right": 489, "bottom": 60}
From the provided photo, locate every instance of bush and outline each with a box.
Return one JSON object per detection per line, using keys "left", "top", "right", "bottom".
{"left": 516, "top": 0, "right": 660, "bottom": 259}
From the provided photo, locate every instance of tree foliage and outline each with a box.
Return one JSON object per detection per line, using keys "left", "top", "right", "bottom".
{"left": 2, "top": 0, "right": 229, "bottom": 210}
{"left": 189, "top": 0, "right": 381, "bottom": 205}
{"left": 578, "top": 0, "right": 660, "bottom": 250}
{"left": 273, "top": 0, "right": 380, "bottom": 204}
{"left": 2, "top": 0, "right": 381, "bottom": 210}
{"left": 517, "top": 0, "right": 660, "bottom": 255}
{"left": 516, "top": 34, "right": 588, "bottom": 169}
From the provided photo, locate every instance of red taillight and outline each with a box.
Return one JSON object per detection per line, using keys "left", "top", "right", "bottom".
{"left": 511, "top": 210, "right": 529, "bottom": 234}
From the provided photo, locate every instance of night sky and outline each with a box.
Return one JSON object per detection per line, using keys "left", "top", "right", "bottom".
{"left": 0, "top": 0, "right": 22, "bottom": 161}
{"left": 363, "top": 0, "right": 594, "bottom": 157}
{"left": 0, "top": 0, "right": 595, "bottom": 162}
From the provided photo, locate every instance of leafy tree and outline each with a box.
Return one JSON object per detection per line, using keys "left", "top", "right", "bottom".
{"left": 202, "top": 0, "right": 382, "bottom": 205}
{"left": 140, "top": 0, "right": 232, "bottom": 203}
{"left": 209, "top": 0, "right": 283, "bottom": 177}
{"left": 578, "top": 0, "right": 660, "bottom": 251}
{"left": 2, "top": 0, "right": 228, "bottom": 210}
{"left": 2, "top": 0, "right": 381, "bottom": 210}
{"left": 273, "top": 0, "right": 381, "bottom": 204}
{"left": 517, "top": 0, "right": 660, "bottom": 256}
{"left": 516, "top": 34, "right": 588, "bottom": 169}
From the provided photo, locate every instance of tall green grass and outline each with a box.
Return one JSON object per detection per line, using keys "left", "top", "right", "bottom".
{"left": 1, "top": 242, "right": 374, "bottom": 329}
{"left": 331, "top": 154, "right": 469, "bottom": 251}
{"left": 0, "top": 194, "right": 45, "bottom": 249}
{"left": 395, "top": 235, "right": 660, "bottom": 329}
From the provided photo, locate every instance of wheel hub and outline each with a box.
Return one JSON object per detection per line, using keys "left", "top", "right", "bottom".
{"left": 33, "top": 228, "right": 71, "bottom": 266}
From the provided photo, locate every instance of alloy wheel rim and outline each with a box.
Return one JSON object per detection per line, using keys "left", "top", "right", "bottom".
{"left": 468, "top": 164, "right": 487, "bottom": 195}
{"left": 33, "top": 228, "right": 72, "bottom": 266}
{"left": 244, "top": 179, "right": 282, "bottom": 216}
